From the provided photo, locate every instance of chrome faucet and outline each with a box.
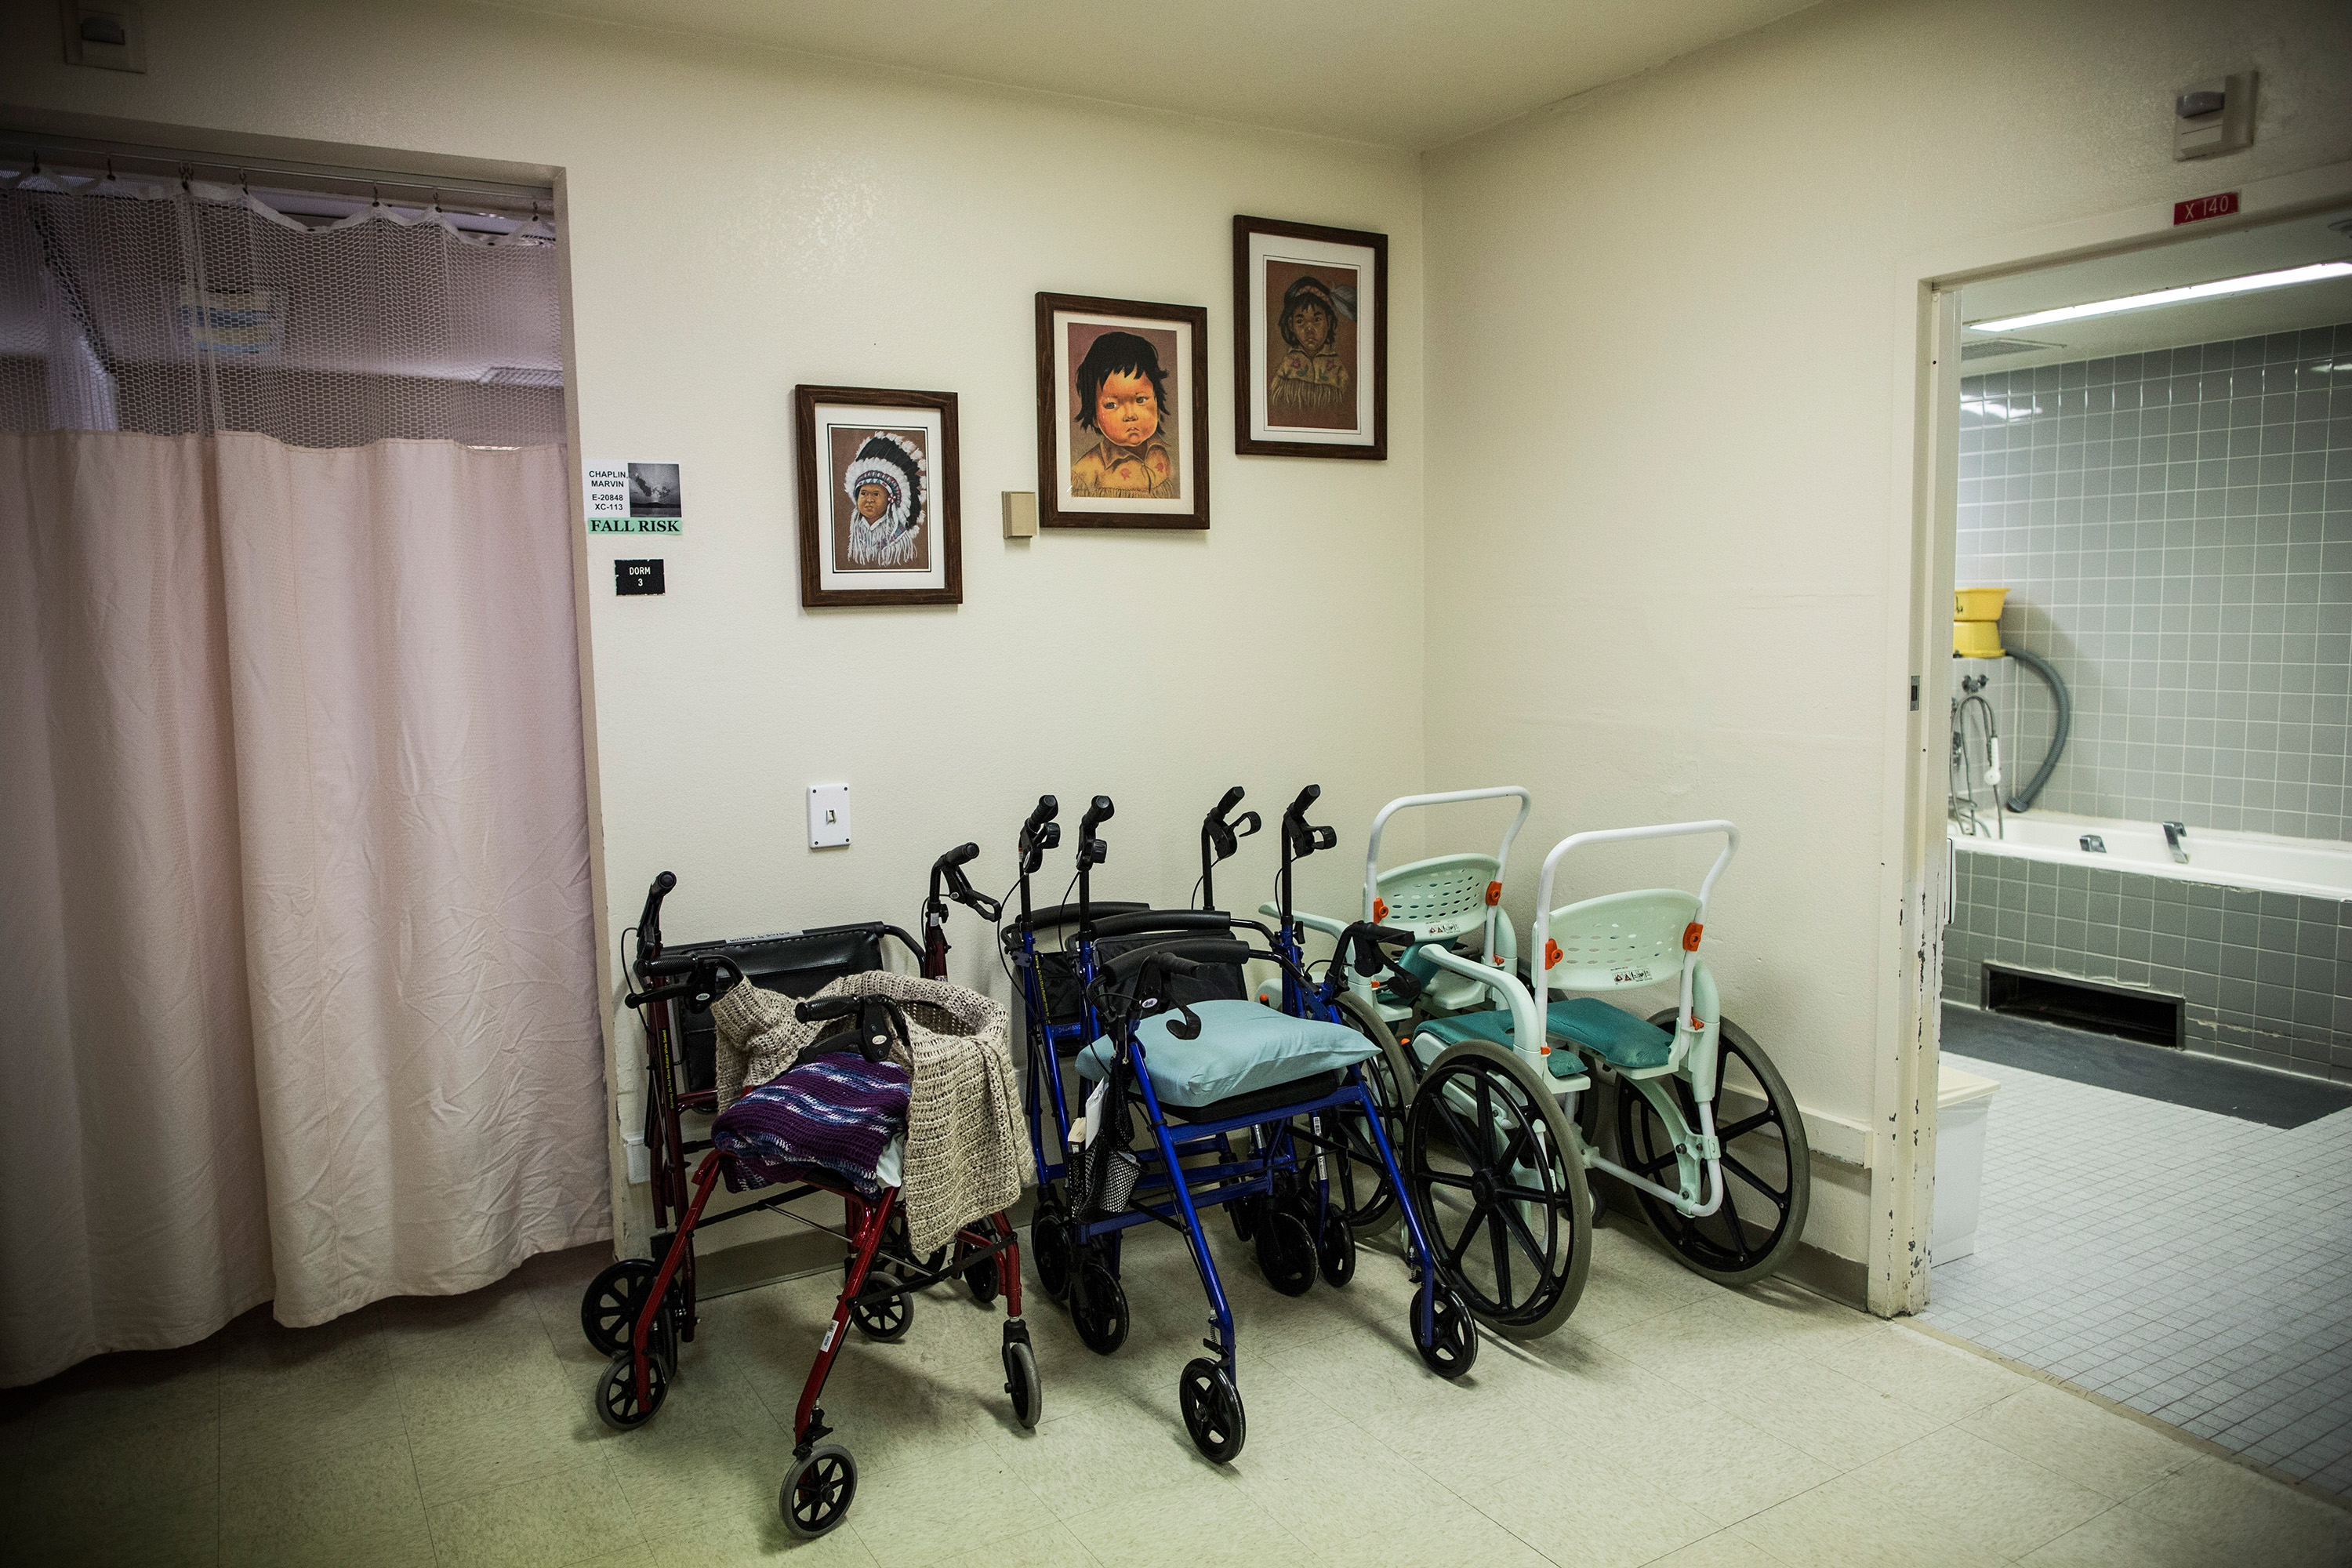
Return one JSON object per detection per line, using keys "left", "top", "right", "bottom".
{"left": 2163, "top": 822, "right": 2190, "bottom": 864}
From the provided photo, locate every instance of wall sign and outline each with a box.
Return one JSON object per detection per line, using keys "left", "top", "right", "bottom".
{"left": 614, "top": 559, "right": 665, "bottom": 596}
{"left": 585, "top": 459, "right": 684, "bottom": 533}
{"left": 2173, "top": 191, "right": 2239, "bottom": 225}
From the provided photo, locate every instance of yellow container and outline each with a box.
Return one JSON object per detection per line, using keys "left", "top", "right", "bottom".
{"left": 1953, "top": 620, "right": 2006, "bottom": 658}
{"left": 1955, "top": 587, "right": 2009, "bottom": 622}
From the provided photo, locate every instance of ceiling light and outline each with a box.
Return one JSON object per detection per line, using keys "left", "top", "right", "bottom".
{"left": 1968, "top": 261, "right": 2352, "bottom": 333}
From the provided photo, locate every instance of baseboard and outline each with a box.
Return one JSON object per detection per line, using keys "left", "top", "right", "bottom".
{"left": 1782, "top": 1239, "right": 1868, "bottom": 1309}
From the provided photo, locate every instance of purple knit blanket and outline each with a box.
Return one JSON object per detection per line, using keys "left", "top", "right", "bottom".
{"left": 713, "top": 1052, "right": 910, "bottom": 1196}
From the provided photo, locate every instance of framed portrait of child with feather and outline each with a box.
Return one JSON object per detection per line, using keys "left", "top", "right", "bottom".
{"left": 795, "top": 385, "right": 963, "bottom": 607}
{"left": 1232, "top": 216, "right": 1387, "bottom": 460}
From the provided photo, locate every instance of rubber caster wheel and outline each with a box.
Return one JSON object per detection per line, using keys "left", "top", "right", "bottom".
{"left": 1069, "top": 1258, "right": 1129, "bottom": 1356}
{"left": 579, "top": 1258, "right": 656, "bottom": 1357}
{"left": 1229, "top": 1192, "right": 1261, "bottom": 1243}
{"left": 1002, "top": 1335, "right": 1042, "bottom": 1429}
{"left": 1178, "top": 1358, "right": 1247, "bottom": 1463}
{"left": 1411, "top": 1281, "right": 1479, "bottom": 1380}
{"left": 780, "top": 1443, "right": 857, "bottom": 1538}
{"left": 848, "top": 1272, "right": 913, "bottom": 1342}
{"left": 1032, "top": 1206, "right": 1073, "bottom": 1303}
{"left": 960, "top": 1221, "right": 1002, "bottom": 1306}
{"left": 1254, "top": 1210, "right": 1316, "bottom": 1298}
{"left": 593, "top": 1350, "right": 668, "bottom": 1431}
{"left": 884, "top": 1207, "right": 948, "bottom": 1279}
{"left": 1317, "top": 1214, "right": 1357, "bottom": 1288}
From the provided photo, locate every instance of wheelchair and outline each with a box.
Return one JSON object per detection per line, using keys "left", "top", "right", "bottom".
{"left": 1002, "top": 792, "right": 1474, "bottom": 1462}
{"left": 583, "top": 857, "right": 1030, "bottom": 1540}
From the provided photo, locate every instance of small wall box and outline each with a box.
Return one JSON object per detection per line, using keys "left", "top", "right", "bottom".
{"left": 1003, "top": 491, "right": 1038, "bottom": 539}
{"left": 808, "top": 784, "right": 851, "bottom": 848}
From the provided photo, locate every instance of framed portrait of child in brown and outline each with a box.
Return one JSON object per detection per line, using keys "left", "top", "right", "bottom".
{"left": 1232, "top": 216, "right": 1387, "bottom": 460}
{"left": 794, "top": 385, "right": 962, "bottom": 607}
{"left": 1034, "top": 293, "right": 1211, "bottom": 530}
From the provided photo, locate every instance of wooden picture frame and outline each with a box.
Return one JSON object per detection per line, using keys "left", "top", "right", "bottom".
{"left": 1035, "top": 292, "right": 1211, "bottom": 530}
{"left": 1232, "top": 216, "right": 1388, "bottom": 460}
{"left": 794, "top": 385, "right": 962, "bottom": 607}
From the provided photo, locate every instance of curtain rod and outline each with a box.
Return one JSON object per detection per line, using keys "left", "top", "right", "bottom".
{"left": 0, "top": 134, "right": 554, "bottom": 219}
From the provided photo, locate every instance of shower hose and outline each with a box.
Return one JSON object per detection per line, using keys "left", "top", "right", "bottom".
{"left": 2002, "top": 644, "right": 2071, "bottom": 814}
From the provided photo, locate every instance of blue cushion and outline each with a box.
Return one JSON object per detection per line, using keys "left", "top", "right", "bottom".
{"left": 1076, "top": 1000, "right": 1377, "bottom": 1109}
{"left": 1411, "top": 999, "right": 1672, "bottom": 1075}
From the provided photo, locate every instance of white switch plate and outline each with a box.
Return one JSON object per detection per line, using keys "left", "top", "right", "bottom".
{"left": 808, "top": 784, "right": 851, "bottom": 848}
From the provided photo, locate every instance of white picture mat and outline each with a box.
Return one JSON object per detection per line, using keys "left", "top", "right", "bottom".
{"left": 1246, "top": 230, "right": 1377, "bottom": 446}
{"left": 1052, "top": 310, "right": 1195, "bottom": 514}
{"left": 814, "top": 404, "right": 949, "bottom": 592}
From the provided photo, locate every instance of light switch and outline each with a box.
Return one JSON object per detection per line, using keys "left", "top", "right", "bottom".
{"left": 808, "top": 784, "right": 851, "bottom": 848}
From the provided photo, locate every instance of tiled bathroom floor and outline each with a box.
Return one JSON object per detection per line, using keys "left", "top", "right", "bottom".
{"left": 1931, "top": 1016, "right": 2352, "bottom": 1494}
{"left": 9, "top": 1216, "right": 2347, "bottom": 1565}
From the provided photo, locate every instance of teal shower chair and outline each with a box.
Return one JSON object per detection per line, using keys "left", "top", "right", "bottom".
{"left": 1399, "top": 819, "right": 1812, "bottom": 1339}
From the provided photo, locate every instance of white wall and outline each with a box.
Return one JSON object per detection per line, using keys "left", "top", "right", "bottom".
{"left": 0, "top": 0, "right": 1429, "bottom": 1254}
{"left": 1421, "top": 0, "right": 2352, "bottom": 1268}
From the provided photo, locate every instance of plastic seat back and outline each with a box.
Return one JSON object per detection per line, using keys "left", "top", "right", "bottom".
{"left": 1540, "top": 888, "right": 1700, "bottom": 993}
{"left": 1375, "top": 853, "right": 1497, "bottom": 943}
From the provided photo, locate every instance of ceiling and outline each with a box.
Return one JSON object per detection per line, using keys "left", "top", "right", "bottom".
{"left": 1958, "top": 208, "right": 2352, "bottom": 375}
{"left": 500, "top": 0, "right": 1820, "bottom": 149}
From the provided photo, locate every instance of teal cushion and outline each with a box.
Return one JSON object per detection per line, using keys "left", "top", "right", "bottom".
{"left": 1076, "top": 1000, "right": 1377, "bottom": 1109}
{"left": 1411, "top": 999, "right": 1671, "bottom": 1076}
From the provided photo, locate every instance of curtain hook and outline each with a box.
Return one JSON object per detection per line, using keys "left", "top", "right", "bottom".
{"left": 104, "top": 154, "right": 115, "bottom": 183}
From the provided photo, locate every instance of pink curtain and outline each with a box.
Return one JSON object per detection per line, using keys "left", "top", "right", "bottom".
{"left": 1, "top": 430, "right": 607, "bottom": 1385}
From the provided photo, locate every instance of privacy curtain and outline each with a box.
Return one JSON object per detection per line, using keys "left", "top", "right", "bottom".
{"left": 0, "top": 171, "right": 604, "bottom": 1386}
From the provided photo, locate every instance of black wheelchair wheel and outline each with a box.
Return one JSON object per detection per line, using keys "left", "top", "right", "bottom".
{"left": 1178, "top": 1358, "right": 1247, "bottom": 1463}
{"left": 1032, "top": 1203, "right": 1073, "bottom": 1303}
{"left": 1002, "top": 1338, "right": 1042, "bottom": 1429}
{"left": 593, "top": 1349, "right": 668, "bottom": 1431}
{"left": 579, "top": 1258, "right": 657, "bottom": 1357}
{"left": 1229, "top": 1191, "right": 1262, "bottom": 1243}
{"left": 959, "top": 1219, "right": 1002, "bottom": 1306}
{"left": 780, "top": 1443, "right": 857, "bottom": 1538}
{"left": 848, "top": 1272, "right": 913, "bottom": 1342}
{"left": 1320, "top": 993, "right": 1417, "bottom": 1238}
{"left": 1410, "top": 1280, "right": 1479, "bottom": 1379}
{"left": 1403, "top": 1039, "right": 1592, "bottom": 1340}
{"left": 1624, "top": 1014, "right": 1812, "bottom": 1288}
{"left": 1254, "top": 1210, "right": 1317, "bottom": 1298}
{"left": 1069, "top": 1257, "right": 1129, "bottom": 1356}
{"left": 1317, "top": 1213, "right": 1357, "bottom": 1287}
{"left": 883, "top": 1208, "right": 947, "bottom": 1281}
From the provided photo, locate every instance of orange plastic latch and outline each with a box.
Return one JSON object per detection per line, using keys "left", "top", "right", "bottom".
{"left": 1544, "top": 938, "right": 1563, "bottom": 970}
{"left": 1485, "top": 880, "right": 1503, "bottom": 906}
{"left": 1682, "top": 921, "right": 1704, "bottom": 952}
{"left": 1690, "top": 1014, "right": 1705, "bottom": 1033}
{"left": 1538, "top": 1043, "right": 1551, "bottom": 1054}
{"left": 1373, "top": 897, "right": 1388, "bottom": 922}
{"left": 1492, "top": 954, "right": 1504, "bottom": 966}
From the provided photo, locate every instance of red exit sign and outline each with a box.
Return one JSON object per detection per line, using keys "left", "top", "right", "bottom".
{"left": 2175, "top": 191, "right": 2239, "bottom": 225}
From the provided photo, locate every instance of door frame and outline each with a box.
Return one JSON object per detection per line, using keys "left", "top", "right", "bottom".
{"left": 1869, "top": 157, "right": 2352, "bottom": 1316}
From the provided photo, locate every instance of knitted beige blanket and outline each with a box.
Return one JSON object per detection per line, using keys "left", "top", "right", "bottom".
{"left": 710, "top": 971, "right": 1022, "bottom": 1255}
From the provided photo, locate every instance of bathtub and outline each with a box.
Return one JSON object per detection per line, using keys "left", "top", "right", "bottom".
{"left": 1947, "top": 810, "right": 2352, "bottom": 902}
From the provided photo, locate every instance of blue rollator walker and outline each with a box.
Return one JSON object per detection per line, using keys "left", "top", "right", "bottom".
{"left": 1003, "top": 792, "right": 1475, "bottom": 1461}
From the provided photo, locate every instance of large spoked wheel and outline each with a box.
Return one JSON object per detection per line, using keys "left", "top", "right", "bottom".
{"left": 848, "top": 1272, "right": 913, "bottom": 1342}
{"left": 1031, "top": 1197, "right": 1073, "bottom": 1303}
{"left": 780, "top": 1443, "right": 857, "bottom": 1538}
{"left": 1319, "top": 993, "right": 1418, "bottom": 1237}
{"left": 1178, "top": 1358, "right": 1247, "bottom": 1463}
{"left": 1002, "top": 1335, "right": 1042, "bottom": 1429}
{"left": 1404, "top": 1039, "right": 1592, "bottom": 1341}
{"left": 1623, "top": 1013, "right": 1811, "bottom": 1287}
{"left": 1069, "top": 1257, "right": 1129, "bottom": 1356}
{"left": 593, "top": 1350, "right": 668, "bottom": 1431}
{"left": 579, "top": 1258, "right": 658, "bottom": 1357}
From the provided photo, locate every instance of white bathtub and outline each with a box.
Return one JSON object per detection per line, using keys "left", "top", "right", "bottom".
{"left": 1948, "top": 810, "right": 2352, "bottom": 901}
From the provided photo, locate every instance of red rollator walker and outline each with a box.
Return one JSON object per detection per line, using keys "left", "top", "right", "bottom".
{"left": 580, "top": 848, "right": 1031, "bottom": 1538}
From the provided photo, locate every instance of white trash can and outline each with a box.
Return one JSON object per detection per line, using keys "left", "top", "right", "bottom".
{"left": 1932, "top": 1063, "right": 2000, "bottom": 1264}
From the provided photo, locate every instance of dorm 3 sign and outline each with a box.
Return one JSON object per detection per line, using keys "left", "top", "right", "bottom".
{"left": 584, "top": 459, "right": 685, "bottom": 533}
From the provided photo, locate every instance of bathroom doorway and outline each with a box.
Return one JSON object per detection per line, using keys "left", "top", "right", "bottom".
{"left": 1926, "top": 197, "right": 2352, "bottom": 1494}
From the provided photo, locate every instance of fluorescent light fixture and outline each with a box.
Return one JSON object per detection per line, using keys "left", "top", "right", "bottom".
{"left": 1968, "top": 261, "right": 2352, "bottom": 333}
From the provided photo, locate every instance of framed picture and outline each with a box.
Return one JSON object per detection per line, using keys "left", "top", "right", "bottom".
{"left": 1035, "top": 292, "right": 1210, "bottom": 530}
{"left": 794, "top": 385, "right": 961, "bottom": 608}
{"left": 1232, "top": 216, "right": 1387, "bottom": 460}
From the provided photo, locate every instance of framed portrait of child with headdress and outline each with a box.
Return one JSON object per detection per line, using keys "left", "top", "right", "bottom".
{"left": 1232, "top": 216, "right": 1387, "bottom": 460}
{"left": 794, "top": 385, "right": 963, "bottom": 607}
{"left": 1035, "top": 293, "right": 1211, "bottom": 530}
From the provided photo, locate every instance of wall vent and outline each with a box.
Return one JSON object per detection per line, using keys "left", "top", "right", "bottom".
{"left": 1982, "top": 964, "right": 2185, "bottom": 1049}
